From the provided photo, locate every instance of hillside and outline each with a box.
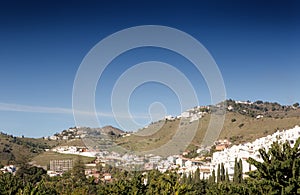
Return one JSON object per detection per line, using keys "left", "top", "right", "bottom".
{"left": 116, "top": 100, "right": 300, "bottom": 152}
{"left": 29, "top": 125, "right": 123, "bottom": 168}
{"left": 0, "top": 133, "right": 60, "bottom": 166}
{"left": 0, "top": 124, "right": 123, "bottom": 166}
{"left": 1, "top": 100, "right": 299, "bottom": 166}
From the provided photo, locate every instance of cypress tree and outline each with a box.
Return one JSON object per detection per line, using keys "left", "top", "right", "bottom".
{"left": 211, "top": 170, "right": 216, "bottom": 183}
{"left": 194, "top": 167, "right": 201, "bottom": 184}
{"left": 225, "top": 169, "right": 230, "bottom": 183}
{"left": 220, "top": 163, "right": 225, "bottom": 182}
{"left": 233, "top": 158, "right": 243, "bottom": 183}
{"left": 72, "top": 157, "right": 86, "bottom": 183}
{"left": 181, "top": 173, "right": 187, "bottom": 184}
{"left": 233, "top": 158, "right": 239, "bottom": 183}
{"left": 238, "top": 159, "right": 243, "bottom": 183}
{"left": 217, "top": 164, "right": 221, "bottom": 183}
{"left": 187, "top": 173, "right": 193, "bottom": 185}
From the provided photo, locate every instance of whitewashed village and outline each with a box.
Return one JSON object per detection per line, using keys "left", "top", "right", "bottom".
{"left": 43, "top": 125, "right": 300, "bottom": 181}
{"left": 34, "top": 101, "right": 300, "bottom": 182}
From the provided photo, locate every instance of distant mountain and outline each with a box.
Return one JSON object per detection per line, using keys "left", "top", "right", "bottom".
{"left": 48, "top": 125, "right": 124, "bottom": 141}
{"left": 96, "top": 125, "right": 124, "bottom": 136}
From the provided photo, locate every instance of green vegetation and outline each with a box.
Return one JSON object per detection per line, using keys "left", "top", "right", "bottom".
{"left": 227, "top": 99, "right": 299, "bottom": 118}
{"left": 0, "top": 137, "right": 299, "bottom": 194}
{"left": 247, "top": 137, "right": 300, "bottom": 194}
{"left": 233, "top": 158, "right": 243, "bottom": 184}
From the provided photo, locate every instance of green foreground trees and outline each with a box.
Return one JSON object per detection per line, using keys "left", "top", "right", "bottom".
{"left": 247, "top": 137, "right": 300, "bottom": 194}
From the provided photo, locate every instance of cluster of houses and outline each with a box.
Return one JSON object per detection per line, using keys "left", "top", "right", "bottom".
{"left": 163, "top": 106, "right": 209, "bottom": 123}
{"left": 51, "top": 146, "right": 92, "bottom": 156}
{"left": 47, "top": 124, "right": 300, "bottom": 181}
{"left": 210, "top": 125, "right": 300, "bottom": 180}
{"left": 2, "top": 125, "right": 299, "bottom": 183}
{"left": 2, "top": 102, "right": 299, "bottom": 183}
{"left": 45, "top": 126, "right": 130, "bottom": 141}
{"left": 45, "top": 126, "right": 86, "bottom": 141}
{"left": 178, "top": 106, "right": 209, "bottom": 123}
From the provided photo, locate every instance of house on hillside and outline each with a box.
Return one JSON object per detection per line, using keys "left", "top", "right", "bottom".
{"left": 176, "top": 157, "right": 186, "bottom": 167}
{"left": 165, "top": 115, "right": 175, "bottom": 121}
{"left": 102, "top": 173, "right": 112, "bottom": 182}
{"left": 0, "top": 165, "right": 16, "bottom": 174}
{"left": 199, "top": 167, "right": 211, "bottom": 179}
{"left": 215, "top": 139, "right": 231, "bottom": 151}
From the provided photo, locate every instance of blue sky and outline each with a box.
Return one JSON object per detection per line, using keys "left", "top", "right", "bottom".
{"left": 0, "top": 0, "right": 299, "bottom": 137}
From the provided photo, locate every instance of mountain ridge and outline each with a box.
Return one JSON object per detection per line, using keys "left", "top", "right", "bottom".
{"left": 0, "top": 99, "right": 299, "bottom": 166}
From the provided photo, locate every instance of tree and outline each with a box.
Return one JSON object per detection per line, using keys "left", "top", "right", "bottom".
{"left": 225, "top": 169, "right": 230, "bottom": 183}
{"left": 293, "top": 102, "right": 299, "bottom": 108}
{"left": 181, "top": 173, "right": 187, "bottom": 184}
{"left": 129, "top": 172, "right": 147, "bottom": 195}
{"left": 255, "top": 100, "right": 263, "bottom": 104}
{"left": 210, "top": 170, "right": 216, "bottom": 183}
{"left": 145, "top": 169, "right": 191, "bottom": 195}
{"left": 194, "top": 167, "right": 201, "bottom": 184}
{"left": 217, "top": 164, "right": 221, "bottom": 183}
{"left": 15, "top": 164, "right": 47, "bottom": 186}
{"left": 72, "top": 157, "right": 87, "bottom": 184}
{"left": 0, "top": 172, "right": 22, "bottom": 194}
{"left": 220, "top": 163, "right": 225, "bottom": 182}
{"left": 238, "top": 159, "right": 243, "bottom": 182}
{"left": 187, "top": 172, "right": 193, "bottom": 185}
{"left": 247, "top": 137, "right": 300, "bottom": 194}
{"left": 233, "top": 158, "right": 243, "bottom": 183}
{"left": 191, "top": 180, "right": 207, "bottom": 194}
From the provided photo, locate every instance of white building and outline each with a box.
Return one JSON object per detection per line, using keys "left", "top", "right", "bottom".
{"left": 149, "top": 156, "right": 162, "bottom": 164}
{"left": 0, "top": 165, "right": 16, "bottom": 174}
{"left": 176, "top": 158, "right": 186, "bottom": 167}
{"left": 210, "top": 125, "right": 300, "bottom": 180}
{"left": 181, "top": 112, "right": 190, "bottom": 118}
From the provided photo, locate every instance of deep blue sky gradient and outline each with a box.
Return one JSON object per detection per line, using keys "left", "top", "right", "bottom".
{"left": 0, "top": 0, "right": 299, "bottom": 137}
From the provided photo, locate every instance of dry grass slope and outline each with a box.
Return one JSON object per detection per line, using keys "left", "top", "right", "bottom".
{"left": 116, "top": 111, "right": 300, "bottom": 152}
{"left": 0, "top": 134, "right": 60, "bottom": 165}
